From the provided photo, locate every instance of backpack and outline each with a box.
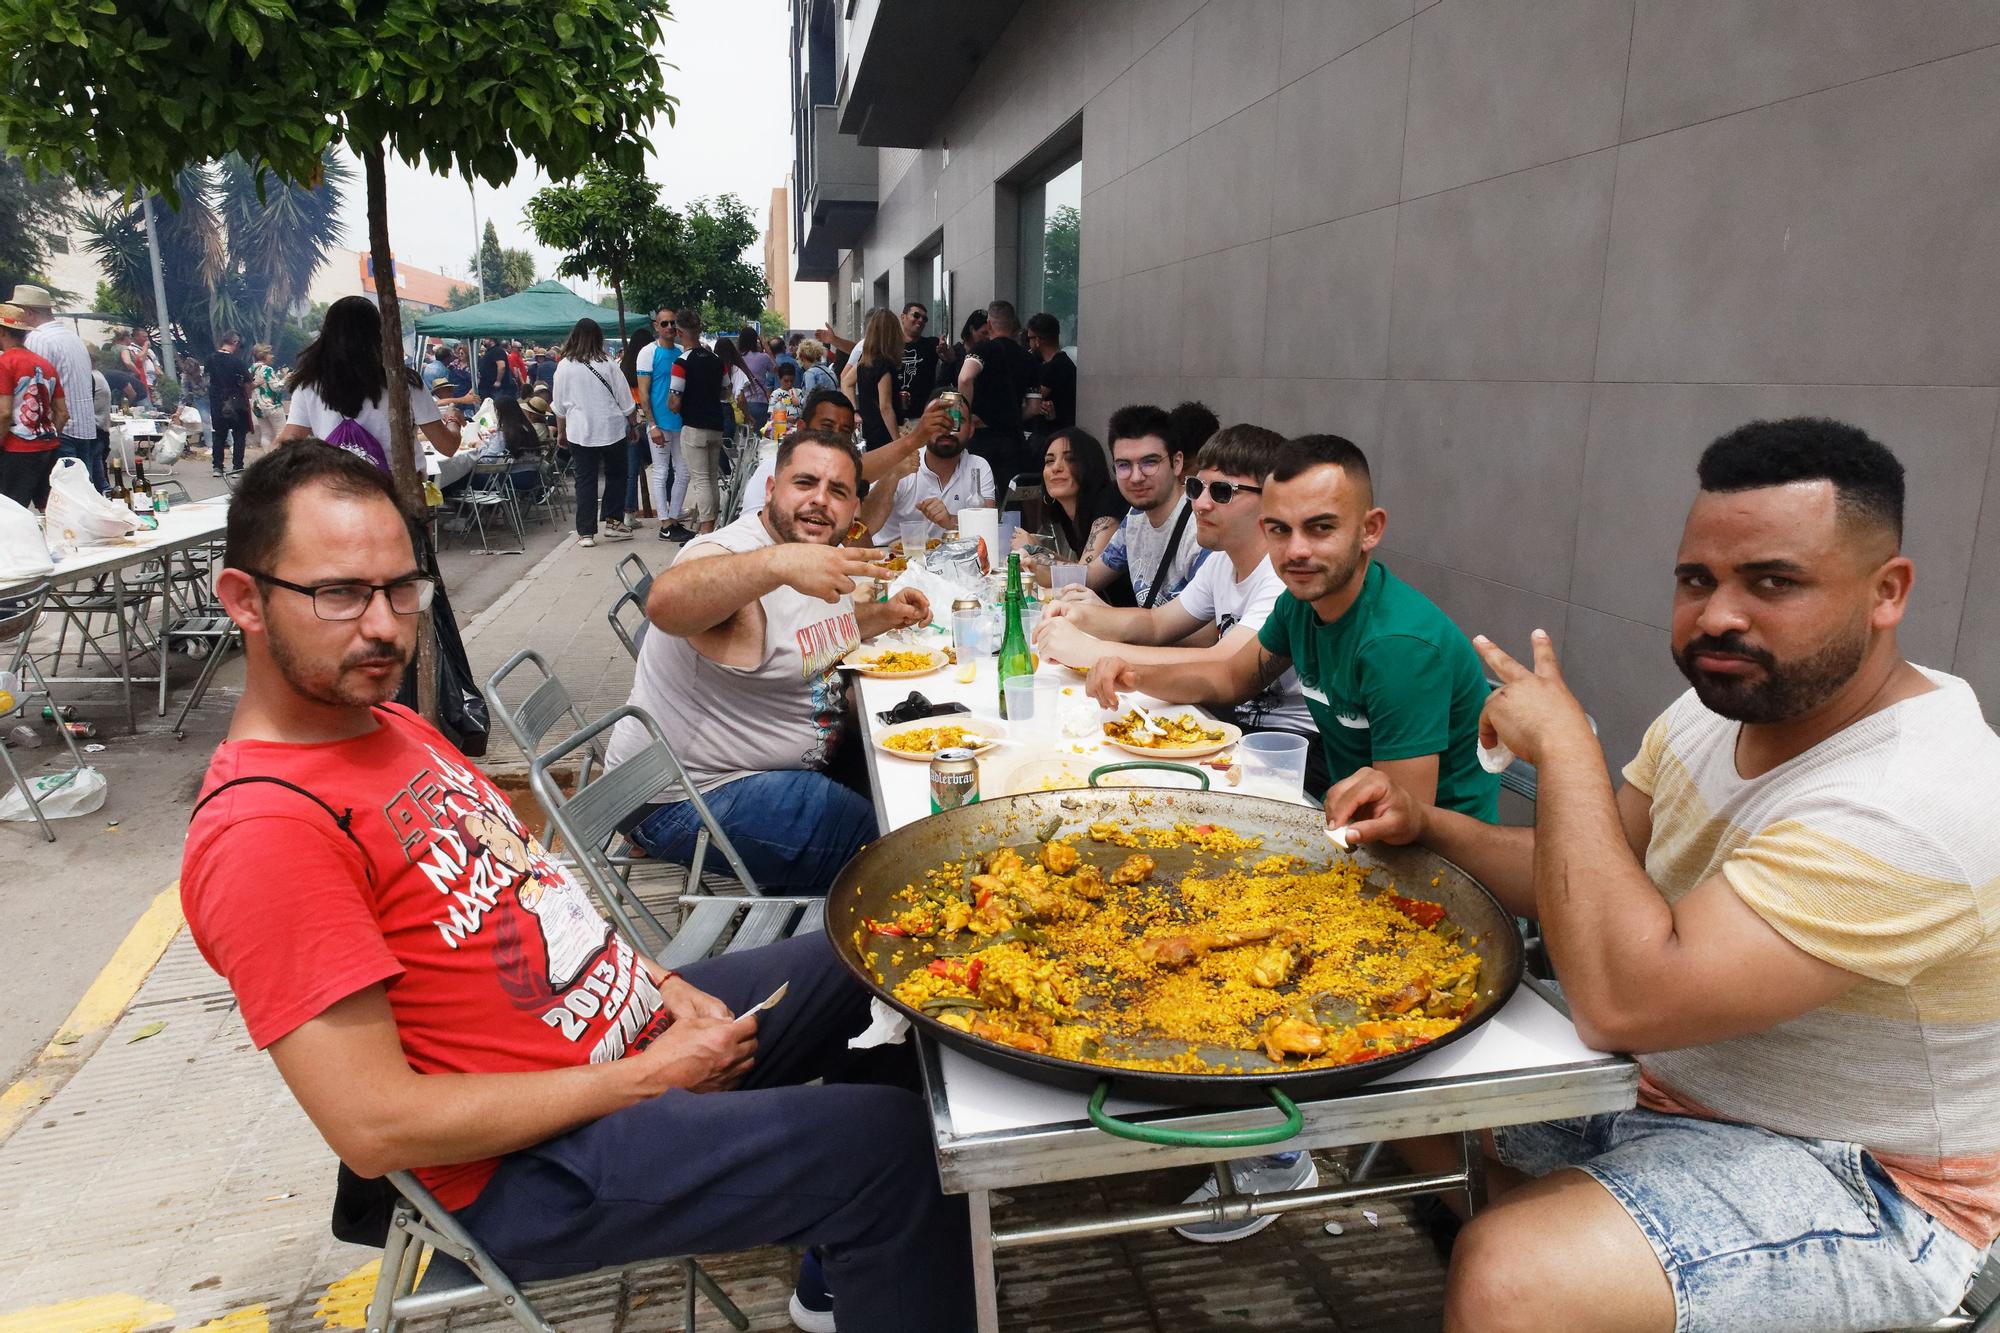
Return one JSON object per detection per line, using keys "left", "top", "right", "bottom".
{"left": 323, "top": 415, "right": 392, "bottom": 473}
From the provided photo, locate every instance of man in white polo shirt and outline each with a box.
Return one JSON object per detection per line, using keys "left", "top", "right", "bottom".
{"left": 868, "top": 396, "right": 994, "bottom": 547}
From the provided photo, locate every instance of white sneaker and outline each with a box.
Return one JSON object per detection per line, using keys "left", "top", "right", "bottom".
{"left": 577, "top": 535, "right": 597, "bottom": 548}
{"left": 1173, "top": 1153, "right": 1318, "bottom": 1244}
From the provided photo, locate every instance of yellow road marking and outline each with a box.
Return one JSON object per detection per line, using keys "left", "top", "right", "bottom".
{"left": 0, "top": 1293, "right": 175, "bottom": 1332}
{"left": 313, "top": 1254, "right": 426, "bottom": 1330}
{"left": 0, "top": 883, "right": 184, "bottom": 1145}
{"left": 188, "top": 1307, "right": 269, "bottom": 1332}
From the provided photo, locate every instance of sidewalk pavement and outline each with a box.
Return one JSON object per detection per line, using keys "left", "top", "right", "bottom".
{"left": 0, "top": 528, "right": 1447, "bottom": 1332}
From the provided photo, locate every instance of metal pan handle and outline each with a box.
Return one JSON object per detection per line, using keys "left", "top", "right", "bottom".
{"left": 1087, "top": 761, "right": 1211, "bottom": 790}
{"left": 1086, "top": 1081, "right": 1303, "bottom": 1147}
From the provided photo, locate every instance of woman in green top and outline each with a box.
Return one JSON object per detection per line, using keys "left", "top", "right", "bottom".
{"left": 248, "top": 343, "right": 286, "bottom": 453}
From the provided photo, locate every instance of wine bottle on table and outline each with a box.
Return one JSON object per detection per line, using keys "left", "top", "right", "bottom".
{"left": 129, "top": 459, "right": 157, "bottom": 529}
{"left": 995, "top": 553, "right": 1033, "bottom": 719}
{"left": 107, "top": 459, "right": 129, "bottom": 504}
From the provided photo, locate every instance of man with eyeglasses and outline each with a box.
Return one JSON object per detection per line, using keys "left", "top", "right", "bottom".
{"left": 182, "top": 440, "right": 974, "bottom": 1332}
{"left": 1082, "top": 403, "right": 1209, "bottom": 606}
{"left": 635, "top": 307, "right": 688, "bottom": 541}
{"left": 1037, "top": 423, "right": 1325, "bottom": 795}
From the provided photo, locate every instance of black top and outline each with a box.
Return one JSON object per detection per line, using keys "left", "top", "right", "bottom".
{"left": 675, "top": 344, "right": 727, "bottom": 430}
{"left": 1037, "top": 482, "right": 1125, "bottom": 561}
{"left": 477, "top": 346, "right": 515, "bottom": 399}
{"left": 205, "top": 349, "right": 251, "bottom": 414}
{"left": 1035, "top": 350, "right": 1077, "bottom": 432}
{"left": 530, "top": 357, "right": 558, "bottom": 391}
{"left": 855, "top": 356, "right": 896, "bottom": 449}
{"left": 969, "top": 334, "right": 1035, "bottom": 435}
{"left": 897, "top": 334, "right": 940, "bottom": 415}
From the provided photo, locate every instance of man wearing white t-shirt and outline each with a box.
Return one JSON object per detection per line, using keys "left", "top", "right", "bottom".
{"left": 1038, "top": 423, "right": 1325, "bottom": 795}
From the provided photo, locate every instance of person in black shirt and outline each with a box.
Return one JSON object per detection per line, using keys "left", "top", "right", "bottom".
{"left": 477, "top": 338, "right": 517, "bottom": 401}
{"left": 851, "top": 307, "right": 905, "bottom": 451}
{"left": 666, "top": 308, "right": 727, "bottom": 533}
{"left": 957, "top": 300, "right": 1038, "bottom": 489}
{"left": 1024, "top": 311, "right": 1077, "bottom": 441}
{"left": 205, "top": 330, "right": 253, "bottom": 475}
{"left": 895, "top": 302, "right": 939, "bottom": 418}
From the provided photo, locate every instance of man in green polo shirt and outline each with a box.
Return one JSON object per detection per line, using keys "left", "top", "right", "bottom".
{"left": 1088, "top": 432, "right": 1498, "bottom": 821}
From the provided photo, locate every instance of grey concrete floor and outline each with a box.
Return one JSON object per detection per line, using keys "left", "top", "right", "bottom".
{"left": 0, "top": 457, "right": 576, "bottom": 1085}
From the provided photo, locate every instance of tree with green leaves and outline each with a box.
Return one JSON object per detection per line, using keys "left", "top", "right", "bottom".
{"left": 627, "top": 194, "right": 767, "bottom": 330}
{"left": 444, "top": 282, "right": 482, "bottom": 311}
{"left": 0, "top": 0, "right": 672, "bottom": 717}
{"left": 0, "top": 150, "right": 76, "bottom": 300}
{"left": 1042, "top": 203, "right": 1079, "bottom": 348}
{"left": 470, "top": 219, "right": 537, "bottom": 300}
{"left": 524, "top": 163, "right": 665, "bottom": 338}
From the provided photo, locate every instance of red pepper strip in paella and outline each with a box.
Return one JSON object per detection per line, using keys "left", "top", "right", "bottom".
{"left": 1389, "top": 895, "right": 1447, "bottom": 929}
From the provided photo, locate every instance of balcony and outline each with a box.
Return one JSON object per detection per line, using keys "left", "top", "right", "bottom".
{"left": 796, "top": 104, "right": 876, "bottom": 282}
{"left": 838, "top": 0, "right": 1025, "bottom": 147}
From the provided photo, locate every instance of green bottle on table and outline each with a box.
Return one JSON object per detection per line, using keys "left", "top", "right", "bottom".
{"left": 996, "top": 553, "right": 1032, "bottom": 719}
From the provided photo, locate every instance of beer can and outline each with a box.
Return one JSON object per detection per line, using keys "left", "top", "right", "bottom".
{"left": 41, "top": 705, "right": 76, "bottom": 723}
{"left": 61, "top": 720, "right": 96, "bottom": 741}
{"left": 929, "top": 747, "right": 980, "bottom": 814}
{"left": 937, "top": 389, "right": 965, "bottom": 434}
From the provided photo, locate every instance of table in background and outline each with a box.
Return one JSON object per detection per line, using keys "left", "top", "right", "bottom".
{"left": 850, "top": 654, "right": 1637, "bottom": 1332}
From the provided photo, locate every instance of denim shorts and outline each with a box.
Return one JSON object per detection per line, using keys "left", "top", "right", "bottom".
{"left": 1493, "top": 1108, "right": 1987, "bottom": 1333}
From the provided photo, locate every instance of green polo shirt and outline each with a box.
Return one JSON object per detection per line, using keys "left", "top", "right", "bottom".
{"left": 1257, "top": 560, "right": 1499, "bottom": 821}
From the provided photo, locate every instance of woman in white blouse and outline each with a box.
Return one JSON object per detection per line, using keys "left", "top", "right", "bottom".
{"left": 551, "top": 318, "right": 635, "bottom": 547}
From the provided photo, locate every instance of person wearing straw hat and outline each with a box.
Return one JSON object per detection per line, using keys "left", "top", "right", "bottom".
{"left": 9, "top": 285, "right": 96, "bottom": 484}
{"left": 0, "top": 303, "right": 69, "bottom": 509}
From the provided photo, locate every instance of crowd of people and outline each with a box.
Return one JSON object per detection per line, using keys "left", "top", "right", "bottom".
{"left": 154, "top": 270, "right": 1999, "bottom": 1333}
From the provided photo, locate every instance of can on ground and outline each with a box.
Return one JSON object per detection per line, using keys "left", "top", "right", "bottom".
{"left": 929, "top": 747, "right": 980, "bottom": 814}
{"left": 41, "top": 705, "right": 76, "bottom": 723}
{"left": 60, "top": 720, "right": 96, "bottom": 740}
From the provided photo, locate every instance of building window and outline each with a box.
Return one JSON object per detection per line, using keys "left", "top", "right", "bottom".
{"left": 1016, "top": 155, "right": 1081, "bottom": 357}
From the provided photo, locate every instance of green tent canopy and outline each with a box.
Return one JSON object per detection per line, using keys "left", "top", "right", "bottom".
{"left": 412, "top": 280, "right": 633, "bottom": 341}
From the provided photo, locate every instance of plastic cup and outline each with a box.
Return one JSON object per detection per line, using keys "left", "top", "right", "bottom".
{"left": 1002, "top": 675, "right": 1038, "bottom": 723}
{"left": 952, "top": 608, "right": 985, "bottom": 657}
{"left": 898, "top": 519, "right": 930, "bottom": 553}
{"left": 1051, "top": 561, "right": 1086, "bottom": 590}
{"left": 998, "top": 513, "right": 1020, "bottom": 554}
{"left": 1237, "top": 731, "right": 1310, "bottom": 801}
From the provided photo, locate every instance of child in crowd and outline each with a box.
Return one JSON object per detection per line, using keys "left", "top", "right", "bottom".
{"left": 764, "top": 361, "right": 803, "bottom": 441}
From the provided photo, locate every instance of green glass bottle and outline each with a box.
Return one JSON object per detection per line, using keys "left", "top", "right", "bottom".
{"left": 995, "top": 552, "right": 1033, "bottom": 719}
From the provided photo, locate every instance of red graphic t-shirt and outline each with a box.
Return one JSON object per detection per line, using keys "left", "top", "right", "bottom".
{"left": 0, "top": 345, "right": 64, "bottom": 452}
{"left": 181, "top": 704, "right": 662, "bottom": 1208}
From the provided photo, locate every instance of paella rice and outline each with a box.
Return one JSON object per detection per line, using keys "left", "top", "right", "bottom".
{"left": 882, "top": 724, "right": 990, "bottom": 755}
{"left": 861, "top": 826, "right": 1485, "bottom": 1074}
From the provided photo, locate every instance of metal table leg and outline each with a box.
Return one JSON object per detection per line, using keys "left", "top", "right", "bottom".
{"left": 1459, "top": 1130, "right": 1488, "bottom": 1215}
{"left": 970, "top": 1188, "right": 1000, "bottom": 1333}
{"left": 110, "top": 566, "right": 135, "bottom": 733}
{"left": 155, "top": 565, "right": 173, "bottom": 716}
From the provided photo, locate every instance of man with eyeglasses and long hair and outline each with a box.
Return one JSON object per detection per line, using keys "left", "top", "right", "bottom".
{"left": 181, "top": 441, "right": 974, "bottom": 1331}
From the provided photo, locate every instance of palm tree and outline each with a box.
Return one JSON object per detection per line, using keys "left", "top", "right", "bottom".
{"left": 217, "top": 150, "right": 349, "bottom": 342}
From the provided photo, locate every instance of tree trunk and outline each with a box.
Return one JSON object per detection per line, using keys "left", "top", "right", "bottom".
{"left": 614, "top": 281, "right": 627, "bottom": 342}
{"left": 362, "top": 143, "right": 438, "bottom": 722}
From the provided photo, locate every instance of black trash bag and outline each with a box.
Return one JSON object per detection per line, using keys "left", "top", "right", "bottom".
{"left": 395, "top": 531, "right": 490, "bottom": 757}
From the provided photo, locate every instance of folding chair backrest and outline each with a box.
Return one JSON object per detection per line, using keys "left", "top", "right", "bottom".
{"left": 608, "top": 588, "right": 648, "bottom": 662}
{"left": 483, "top": 649, "right": 598, "bottom": 842}
{"left": 999, "top": 471, "right": 1043, "bottom": 515}
{"left": 614, "top": 552, "right": 651, "bottom": 598}
{"left": 0, "top": 580, "right": 48, "bottom": 648}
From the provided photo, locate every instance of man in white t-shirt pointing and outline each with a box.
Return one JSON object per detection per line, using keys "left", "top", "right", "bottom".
{"left": 1037, "top": 423, "right": 1325, "bottom": 796}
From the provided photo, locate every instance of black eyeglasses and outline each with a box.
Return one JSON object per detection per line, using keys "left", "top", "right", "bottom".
{"left": 246, "top": 570, "right": 436, "bottom": 621}
{"left": 1186, "top": 477, "right": 1262, "bottom": 505}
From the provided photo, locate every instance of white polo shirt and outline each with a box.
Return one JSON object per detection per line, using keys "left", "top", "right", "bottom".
{"left": 872, "top": 449, "right": 995, "bottom": 545}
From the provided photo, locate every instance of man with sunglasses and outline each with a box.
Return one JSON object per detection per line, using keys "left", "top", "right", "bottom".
{"left": 183, "top": 441, "right": 974, "bottom": 1332}
{"left": 635, "top": 307, "right": 688, "bottom": 541}
{"left": 1038, "top": 423, "right": 1326, "bottom": 796}
{"left": 1083, "top": 403, "right": 1209, "bottom": 606}
{"left": 895, "top": 302, "right": 939, "bottom": 418}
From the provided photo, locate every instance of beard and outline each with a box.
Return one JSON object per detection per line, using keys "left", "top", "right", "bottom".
{"left": 1672, "top": 620, "right": 1868, "bottom": 724}
{"left": 1280, "top": 540, "right": 1367, "bottom": 605}
{"left": 769, "top": 497, "right": 841, "bottom": 545}
{"left": 266, "top": 619, "right": 411, "bottom": 708}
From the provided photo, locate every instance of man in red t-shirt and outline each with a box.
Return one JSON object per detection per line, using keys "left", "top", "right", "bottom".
{"left": 180, "top": 441, "right": 972, "bottom": 1330}
{"left": 0, "top": 303, "right": 68, "bottom": 509}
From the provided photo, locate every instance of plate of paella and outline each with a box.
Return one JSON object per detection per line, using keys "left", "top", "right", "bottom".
{"left": 842, "top": 645, "right": 948, "bottom": 678}
{"left": 1099, "top": 709, "right": 1241, "bottom": 759}
{"left": 874, "top": 717, "right": 1011, "bottom": 761}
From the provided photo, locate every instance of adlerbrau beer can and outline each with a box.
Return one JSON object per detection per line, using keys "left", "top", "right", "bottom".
{"left": 929, "top": 747, "right": 980, "bottom": 813}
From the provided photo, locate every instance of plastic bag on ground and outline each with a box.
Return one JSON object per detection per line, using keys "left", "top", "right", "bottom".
{"left": 0, "top": 492, "right": 54, "bottom": 581}
{"left": 154, "top": 425, "right": 187, "bottom": 466}
{"left": 42, "top": 458, "right": 135, "bottom": 558}
{"left": 0, "top": 765, "right": 107, "bottom": 822}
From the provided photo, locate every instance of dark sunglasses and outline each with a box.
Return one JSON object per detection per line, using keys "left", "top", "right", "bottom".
{"left": 905, "top": 310, "right": 928, "bottom": 325}
{"left": 657, "top": 319, "right": 677, "bottom": 329}
{"left": 1186, "top": 477, "right": 1262, "bottom": 505}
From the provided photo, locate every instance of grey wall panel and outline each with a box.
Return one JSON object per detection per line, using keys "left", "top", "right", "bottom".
{"left": 1265, "top": 206, "right": 1398, "bottom": 381}
{"left": 1387, "top": 551, "right": 1574, "bottom": 671}
{"left": 1622, "top": 0, "right": 2000, "bottom": 141}
{"left": 1388, "top": 150, "right": 1617, "bottom": 382}
{"left": 1081, "top": 177, "right": 1124, "bottom": 288}
{"left": 1187, "top": 0, "right": 1285, "bottom": 136}
{"left": 1128, "top": 20, "right": 1196, "bottom": 168}
{"left": 1261, "top": 378, "right": 1389, "bottom": 443}
{"left": 1596, "top": 47, "right": 2000, "bottom": 387}
{"left": 1083, "top": 71, "right": 1133, "bottom": 194}
{"left": 1272, "top": 22, "right": 1410, "bottom": 235}
{"left": 1559, "top": 605, "right": 1684, "bottom": 772}
{"left": 1280, "top": 0, "right": 1415, "bottom": 85}
{"left": 1953, "top": 424, "right": 2000, "bottom": 712}
{"left": 1180, "top": 241, "right": 1270, "bottom": 379}
{"left": 1401, "top": 0, "right": 1631, "bottom": 200}
{"left": 1185, "top": 96, "right": 1278, "bottom": 258}
{"left": 1123, "top": 144, "right": 1190, "bottom": 275}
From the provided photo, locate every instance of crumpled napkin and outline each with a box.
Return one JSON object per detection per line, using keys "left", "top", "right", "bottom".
{"left": 1477, "top": 739, "right": 1518, "bottom": 775}
{"left": 848, "top": 998, "right": 911, "bottom": 1049}
{"left": 888, "top": 564, "right": 967, "bottom": 629}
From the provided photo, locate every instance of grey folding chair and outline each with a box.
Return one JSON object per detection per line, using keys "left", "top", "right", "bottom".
{"left": 482, "top": 648, "right": 622, "bottom": 850}
{"left": 613, "top": 551, "right": 651, "bottom": 600}
{"left": 360, "top": 1168, "right": 746, "bottom": 1333}
{"left": 531, "top": 705, "right": 824, "bottom": 968}
{"left": 0, "top": 583, "right": 91, "bottom": 842}
{"left": 608, "top": 587, "right": 648, "bottom": 662}
{"left": 998, "top": 470, "right": 1043, "bottom": 516}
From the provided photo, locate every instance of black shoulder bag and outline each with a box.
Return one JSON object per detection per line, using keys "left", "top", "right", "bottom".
{"left": 1140, "top": 503, "right": 1195, "bottom": 609}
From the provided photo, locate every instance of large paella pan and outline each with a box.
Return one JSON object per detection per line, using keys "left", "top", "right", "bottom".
{"left": 826, "top": 763, "right": 1523, "bottom": 1143}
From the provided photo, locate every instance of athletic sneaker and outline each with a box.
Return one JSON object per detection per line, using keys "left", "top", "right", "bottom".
{"left": 662, "top": 522, "right": 699, "bottom": 543}
{"left": 788, "top": 1249, "right": 836, "bottom": 1332}
{"left": 576, "top": 535, "right": 597, "bottom": 548}
{"left": 1173, "top": 1152, "right": 1318, "bottom": 1244}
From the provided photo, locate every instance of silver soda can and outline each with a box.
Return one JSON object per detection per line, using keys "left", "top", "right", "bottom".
{"left": 929, "top": 747, "right": 981, "bottom": 813}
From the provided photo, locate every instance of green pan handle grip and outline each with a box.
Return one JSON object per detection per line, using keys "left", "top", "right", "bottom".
{"left": 1086, "top": 1081, "right": 1303, "bottom": 1148}
{"left": 1088, "top": 761, "right": 1211, "bottom": 790}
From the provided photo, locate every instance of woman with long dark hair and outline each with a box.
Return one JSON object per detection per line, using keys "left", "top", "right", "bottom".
{"left": 551, "top": 318, "right": 634, "bottom": 546}
{"left": 844, "top": 307, "right": 905, "bottom": 451}
{"left": 277, "top": 295, "right": 459, "bottom": 472}
{"left": 1014, "top": 426, "right": 1123, "bottom": 575}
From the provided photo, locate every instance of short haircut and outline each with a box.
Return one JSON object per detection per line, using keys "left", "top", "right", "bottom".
{"left": 1167, "top": 401, "right": 1221, "bottom": 461}
{"left": 985, "top": 300, "right": 1019, "bottom": 334}
{"left": 1026, "top": 312, "right": 1060, "bottom": 344}
{"left": 1193, "top": 423, "right": 1286, "bottom": 480}
{"left": 675, "top": 306, "right": 703, "bottom": 333}
{"left": 1698, "top": 416, "right": 1905, "bottom": 545}
{"left": 1107, "top": 404, "right": 1175, "bottom": 453}
{"left": 903, "top": 301, "right": 928, "bottom": 316}
{"left": 1269, "top": 433, "right": 1373, "bottom": 494}
{"left": 803, "top": 386, "right": 854, "bottom": 420}
{"left": 775, "top": 427, "right": 863, "bottom": 487}
{"left": 218, "top": 330, "right": 241, "bottom": 348}
{"left": 225, "top": 440, "right": 406, "bottom": 575}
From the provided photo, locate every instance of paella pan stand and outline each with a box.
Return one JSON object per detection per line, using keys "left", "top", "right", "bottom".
{"left": 826, "top": 763, "right": 1636, "bottom": 1329}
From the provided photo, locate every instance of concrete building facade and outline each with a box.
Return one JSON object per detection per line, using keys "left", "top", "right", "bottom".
{"left": 795, "top": 0, "right": 2000, "bottom": 761}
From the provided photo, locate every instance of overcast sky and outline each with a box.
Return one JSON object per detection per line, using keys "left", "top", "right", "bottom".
{"left": 332, "top": 0, "right": 795, "bottom": 301}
